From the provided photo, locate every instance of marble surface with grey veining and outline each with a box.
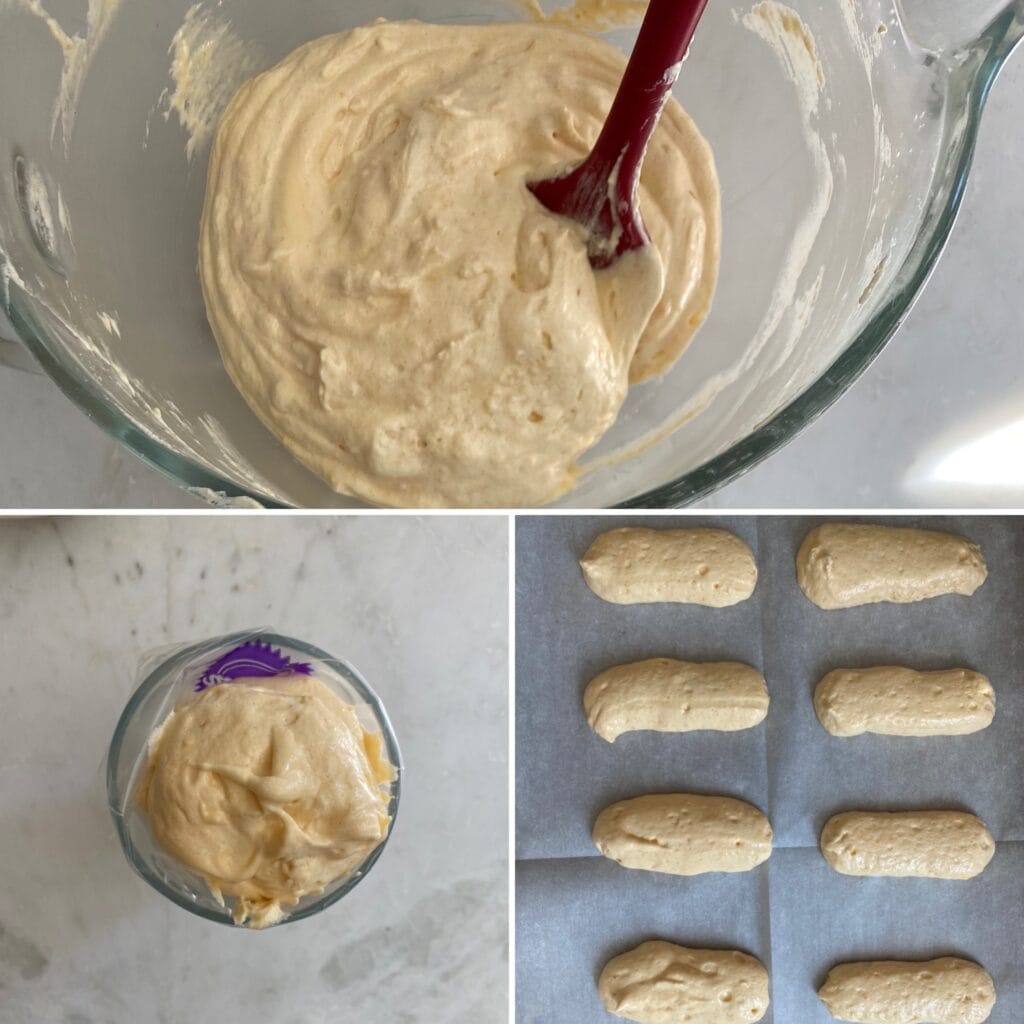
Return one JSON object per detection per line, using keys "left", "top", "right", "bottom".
{"left": 0, "top": 516, "right": 509, "bottom": 1023}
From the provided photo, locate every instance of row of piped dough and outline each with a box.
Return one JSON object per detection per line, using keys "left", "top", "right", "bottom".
{"left": 585, "top": 659, "right": 995, "bottom": 741}
{"left": 580, "top": 522, "right": 988, "bottom": 609}
{"left": 598, "top": 944, "right": 995, "bottom": 1024}
{"left": 581, "top": 526, "right": 774, "bottom": 1022}
{"left": 593, "top": 795, "right": 994, "bottom": 882}
{"left": 579, "top": 523, "right": 996, "bottom": 1024}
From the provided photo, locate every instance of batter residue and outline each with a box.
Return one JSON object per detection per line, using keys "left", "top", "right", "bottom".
{"left": 199, "top": 20, "right": 719, "bottom": 507}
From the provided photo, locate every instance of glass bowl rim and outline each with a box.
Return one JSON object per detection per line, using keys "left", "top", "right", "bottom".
{"left": 4, "top": 5, "right": 1023, "bottom": 509}
{"left": 623, "top": 3, "right": 1023, "bottom": 508}
{"left": 105, "top": 629, "right": 403, "bottom": 928}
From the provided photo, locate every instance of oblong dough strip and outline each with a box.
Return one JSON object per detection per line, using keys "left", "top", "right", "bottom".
{"left": 580, "top": 527, "right": 756, "bottom": 606}
{"left": 817, "top": 957, "right": 996, "bottom": 1024}
{"left": 594, "top": 794, "right": 772, "bottom": 875}
{"left": 814, "top": 667, "right": 995, "bottom": 737}
{"left": 585, "top": 658, "right": 769, "bottom": 741}
{"left": 820, "top": 811, "right": 994, "bottom": 879}
{"left": 599, "top": 940, "right": 770, "bottom": 1024}
{"left": 796, "top": 524, "right": 987, "bottom": 609}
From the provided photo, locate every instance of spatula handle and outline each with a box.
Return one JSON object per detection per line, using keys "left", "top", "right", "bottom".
{"left": 591, "top": 0, "right": 709, "bottom": 197}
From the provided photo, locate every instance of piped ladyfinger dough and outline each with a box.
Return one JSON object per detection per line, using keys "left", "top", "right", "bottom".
{"left": 796, "top": 523, "right": 987, "bottom": 609}
{"left": 817, "top": 957, "right": 996, "bottom": 1024}
{"left": 580, "top": 527, "right": 757, "bottom": 606}
{"left": 820, "top": 811, "right": 995, "bottom": 880}
{"left": 584, "top": 658, "right": 769, "bottom": 741}
{"left": 814, "top": 667, "right": 995, "bottom": 737}
{"left": 593, "top": 794, "right": 772, "bottom": 875}
{"left": 598, "top": 940, "right": 770, "bottom": 1024}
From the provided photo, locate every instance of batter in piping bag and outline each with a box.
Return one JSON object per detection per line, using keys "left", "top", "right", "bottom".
{"left": 136, "top": 675, "right": 395, "bottom": 928}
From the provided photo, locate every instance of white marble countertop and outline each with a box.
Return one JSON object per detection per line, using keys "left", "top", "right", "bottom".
{"left": 1, "top": 59, "right": 1021, "bottom": 510}
{"left": 0, "top": 516, "right": 508, "bottom": 1022}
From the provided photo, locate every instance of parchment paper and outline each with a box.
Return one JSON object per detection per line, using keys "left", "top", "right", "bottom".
{"left": 515, "top": 515, "right": 1024, "bottom": 1023}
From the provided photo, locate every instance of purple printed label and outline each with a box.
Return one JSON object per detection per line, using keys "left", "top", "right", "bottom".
{"left": 195, "top": 639, "right": 313, "bottom": 692}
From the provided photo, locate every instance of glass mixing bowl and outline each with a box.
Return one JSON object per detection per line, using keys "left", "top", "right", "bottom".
{"left": 1, "top": 0, "right": 1021, "bottom": 508}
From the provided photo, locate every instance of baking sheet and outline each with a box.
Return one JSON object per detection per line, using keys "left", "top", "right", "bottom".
{"left": 515, "top": 515, "right": 1024, "bottom": 1023}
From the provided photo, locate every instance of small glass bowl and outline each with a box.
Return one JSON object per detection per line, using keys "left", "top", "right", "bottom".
{"left": 106, "top": 630, "right": 402, "bottom": 927}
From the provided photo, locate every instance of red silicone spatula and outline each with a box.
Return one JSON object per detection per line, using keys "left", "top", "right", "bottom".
{"left": 528, "top": 0, "right": 710, "bottom": 269}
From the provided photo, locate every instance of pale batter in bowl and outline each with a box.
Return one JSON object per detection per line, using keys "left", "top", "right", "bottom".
{"left": 199, "top": 19, "right": 719, "bottom": 507}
